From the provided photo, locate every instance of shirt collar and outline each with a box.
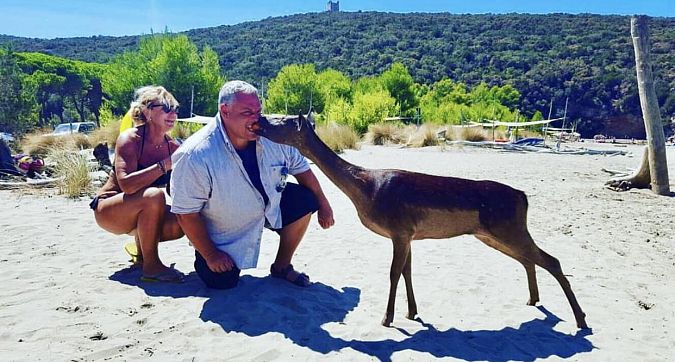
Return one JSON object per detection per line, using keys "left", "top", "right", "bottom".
{"left": 216, "top": 112, "right": 232, "bottom": 148}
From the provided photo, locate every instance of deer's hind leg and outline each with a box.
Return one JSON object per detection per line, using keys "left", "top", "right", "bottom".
{"left": 382, "top": 236, "right": 412, "bottom": 327}
{"left": 526, "top": 245, "right": 588, "bottom": 329}
{"left": 484, "top": 229, "right": 588, "bottom": 329}
{"left": 475, "top": 234, "right": 539, "bottom": 306}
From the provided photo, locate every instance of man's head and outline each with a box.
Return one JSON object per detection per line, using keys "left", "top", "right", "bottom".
{"left": 218, "top": 81, "right": 262, "bottom": 148}
{"left": 218, "top": 80, "right": 258, "bottom": 106}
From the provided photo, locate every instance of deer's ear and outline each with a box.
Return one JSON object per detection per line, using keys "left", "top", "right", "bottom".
{"left": 306, "top": 111, "right": 316, "bottom": 130}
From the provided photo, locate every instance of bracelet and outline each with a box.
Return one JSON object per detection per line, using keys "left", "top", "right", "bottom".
{"left": 157, "top": 160, "right": 166, "bottom": 174}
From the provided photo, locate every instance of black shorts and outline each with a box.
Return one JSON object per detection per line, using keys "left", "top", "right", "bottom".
{"left": 89, "top": 195, "right": 100, "bottom": 210}
{"left": 194, "top": 182, "right": 319, "bottom": 289}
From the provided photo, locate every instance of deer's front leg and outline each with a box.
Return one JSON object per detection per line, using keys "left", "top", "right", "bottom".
{"left": 382, "top": 237, "right": 411, "bottom": 327}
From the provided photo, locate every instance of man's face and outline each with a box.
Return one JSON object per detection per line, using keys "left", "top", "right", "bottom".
{"left": 221, "top": 93, "right": 262, "bottom": 147}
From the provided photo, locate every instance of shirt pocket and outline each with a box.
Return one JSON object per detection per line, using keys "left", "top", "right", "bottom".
{"left": 268, "top": 164, "right": 289, "bottom": 193}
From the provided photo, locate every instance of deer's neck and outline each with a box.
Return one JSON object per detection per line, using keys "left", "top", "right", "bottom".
{"left": 298, "top": 132, "right": 371, "bottom": 205}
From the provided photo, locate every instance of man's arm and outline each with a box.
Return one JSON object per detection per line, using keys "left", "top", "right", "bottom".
{"left": 293, "top": 169, "right": 335, "bottom": 229}
{"left": 176, "top": 213, "right": 235, "bottom": 272}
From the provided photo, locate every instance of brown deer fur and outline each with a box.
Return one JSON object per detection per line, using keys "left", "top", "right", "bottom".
{"left": 253, "top": 115, "right": 588, "bottom": 329}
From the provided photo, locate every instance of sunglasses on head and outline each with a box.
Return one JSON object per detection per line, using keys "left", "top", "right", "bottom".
{"left": 149, "top": 103, "right": 179, "bottom": 113}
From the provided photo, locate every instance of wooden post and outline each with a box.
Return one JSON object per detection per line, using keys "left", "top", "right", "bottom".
{"left": 631, "top": 16, "right": 670, "bottom": 195}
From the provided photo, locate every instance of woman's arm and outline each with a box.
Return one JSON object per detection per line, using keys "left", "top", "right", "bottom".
{"left": 114, "top": 131, "right": 169, "bottom": 194}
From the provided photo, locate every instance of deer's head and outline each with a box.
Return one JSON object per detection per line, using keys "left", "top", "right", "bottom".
{"left": 252, "top": 112, "right": 316, "bottom": 148}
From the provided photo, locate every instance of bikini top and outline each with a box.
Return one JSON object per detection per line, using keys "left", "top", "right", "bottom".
{"left": 137, "top": 125, "right": 172, "bottom": 187}
{"left": 113, "top": 125, "right": 172, "bottom": 188}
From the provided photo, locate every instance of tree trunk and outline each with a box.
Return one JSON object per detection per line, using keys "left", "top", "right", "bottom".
{"left": 71, "top": 95, "right": 86, "bottom": 122}
{"left": 630, "top": 16, "right": 670, "bottom": 195}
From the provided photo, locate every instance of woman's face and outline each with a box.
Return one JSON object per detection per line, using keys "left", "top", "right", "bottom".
{"left": 144, "top": 100, "right": 179, "bottom": 130}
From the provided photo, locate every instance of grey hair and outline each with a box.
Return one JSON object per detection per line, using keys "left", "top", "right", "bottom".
{"left": 218, "top": 80, "right": 258, "bottom": 106}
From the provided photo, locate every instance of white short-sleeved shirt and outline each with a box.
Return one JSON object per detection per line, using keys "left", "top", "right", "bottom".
{"left": 170, "top": 114, "right": 310, "bottom": 269}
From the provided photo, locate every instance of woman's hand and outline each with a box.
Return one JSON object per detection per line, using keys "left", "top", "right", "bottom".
{"left": 163, "top": 157, "right": 172, "bottom": 171}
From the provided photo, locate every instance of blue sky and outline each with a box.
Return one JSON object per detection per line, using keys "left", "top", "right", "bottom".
{"left": 1, "top": 0, "right": 673, "bottom": 39}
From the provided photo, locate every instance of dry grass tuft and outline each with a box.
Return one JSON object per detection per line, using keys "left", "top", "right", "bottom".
{"left": 22, "top": 130, "right": 97, "bottom": 158}
{"left": 70, "top": 134, "right": 92, "bottom": 150}
{"left": 316, "top": 122, "right": 360, "bottom": 153}
{"left": 89, "top": 120, "right": 120, "bottom": 148}
{"left": 459, "top": 127, "right": 489, "bottom": 142}
{"left": 22, "top": 131, "right": 70, "bottom": 158}
{"left": 406, "top": 124, "right": 446, "bottom": 148}
{"left": 171, "top": 122, "right": 204, "bottom": 142}
{"left": 364, "top": 122, "right": 406, "bottom": 145}
{"left": 47, "top": 147, "right": 94, "bottom": 198}
{"left": 21, "top": 131, "right": 97, "bottom": 158}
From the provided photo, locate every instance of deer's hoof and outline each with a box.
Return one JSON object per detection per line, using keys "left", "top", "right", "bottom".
{"left": 381, "top": 316, "right": 393, "bottom": 327}
{"left": 406, "top": 311, "right": 417, "bottom": 320}
{"left": 527, "top": 298, "right": 539, "bottom": 306}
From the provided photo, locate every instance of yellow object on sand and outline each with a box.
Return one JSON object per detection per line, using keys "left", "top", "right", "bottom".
{"left": 124, "top": 241, "right": 141, "bottom": 264}
{"left": 119, "top": 109, "right": 134, "bottom": 133}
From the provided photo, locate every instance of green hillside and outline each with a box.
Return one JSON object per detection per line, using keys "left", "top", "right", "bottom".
{"left": 2, "top": 12, "right": 674, "bottom": 137}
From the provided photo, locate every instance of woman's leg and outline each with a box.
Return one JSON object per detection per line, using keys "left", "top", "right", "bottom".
{"left": 94, "top": 188, "right": 175, "bottom": 277}
{"left": 160, "top": 205, "right": 184, "bottom": 241}
{"left": 129, "top": 205, "right": 184, "bottom": 264}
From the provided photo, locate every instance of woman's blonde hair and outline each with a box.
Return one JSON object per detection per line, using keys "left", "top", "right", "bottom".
{"left": 129, "top": 85, "right": 179, "bottom": 125}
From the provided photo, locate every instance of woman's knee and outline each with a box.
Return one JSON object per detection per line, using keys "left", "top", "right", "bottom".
{"left": 142, "top": 187, "right": 167, "bottom": 210}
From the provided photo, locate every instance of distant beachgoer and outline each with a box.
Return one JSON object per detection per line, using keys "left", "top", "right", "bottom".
{"left": 171, "top": 80, "right": 334, "bottom": 289}
{"left": 90, "top": 85, "right": 184, "bottom": 283}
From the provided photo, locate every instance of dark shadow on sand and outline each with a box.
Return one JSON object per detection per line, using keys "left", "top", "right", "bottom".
{"left": 110, "top": 268, "right": 593, "bottom": 361}
{"left": 346, "top": 306, "right": 594, "bottom": 362}
{"left": 199, "top": 275, "right": 361, "bottom": 354}
{"left": 109, "top": 265, "right": 209, "bottom": 298}
{"left": 109, "top": 268, "right": 361, "bottom": 354}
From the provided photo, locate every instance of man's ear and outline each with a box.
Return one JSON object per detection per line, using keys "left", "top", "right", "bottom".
{"left": 219, "top": 103, "right": 228, "bottom": 116}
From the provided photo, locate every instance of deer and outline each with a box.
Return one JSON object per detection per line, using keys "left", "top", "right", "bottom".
{"left": 251, "top": 114, "right": 588, "bottom": 329}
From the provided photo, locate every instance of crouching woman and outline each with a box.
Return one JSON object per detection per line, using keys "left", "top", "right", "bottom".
{"left": 90, "top": 85, "right": 184, "bottom": 282}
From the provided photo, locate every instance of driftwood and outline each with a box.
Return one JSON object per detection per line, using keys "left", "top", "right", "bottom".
{"left": 605, "top": 147, "right": 651, "bottom": 191}
{"left": 0, "top": 177, "right": 61, "bottom": 190}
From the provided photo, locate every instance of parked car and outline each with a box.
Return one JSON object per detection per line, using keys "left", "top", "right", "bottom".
{"left": 51, "top": 122, "right": 96, "bottom": 136}
{"left": 0, "top": 132, "right": 14, "bottom": 142}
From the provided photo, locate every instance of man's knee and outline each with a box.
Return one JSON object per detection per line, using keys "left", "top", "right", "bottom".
{"left": 199, "top": 271, "right": 240, "bottom": 289}
{"left": 194, "top": 251, "right": 241, "bottom": 289}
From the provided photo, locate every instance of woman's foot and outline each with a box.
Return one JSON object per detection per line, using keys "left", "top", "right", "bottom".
{"left": 141, "top": 263, "right": 184, "bottom": 283}
{"left": 124, "top": 242, "right": 143, "bottom": 265}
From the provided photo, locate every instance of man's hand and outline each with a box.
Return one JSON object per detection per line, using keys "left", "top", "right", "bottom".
{"left": 176, "top": 212, "right": 234, "bottom": 273}
{"left": 317, "top": 202, "right": 334, "bottom": 229}
{"left": 204, "top": 249, "right": 235, "bottom": 273}
{"left": 294, "top": 169, "right": 335, "bottom": 229}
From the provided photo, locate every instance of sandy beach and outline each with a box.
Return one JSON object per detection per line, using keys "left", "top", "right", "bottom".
{"left": 1, "top": 142, "right": 674, "bottom": 361}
